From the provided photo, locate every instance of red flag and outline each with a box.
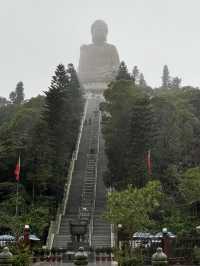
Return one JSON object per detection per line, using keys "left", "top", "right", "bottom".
{"left": 15, "top": 156, "right": 21, "bottom": 182}
{"left": 145, "top": 150, "right": 152, "bottom": 175}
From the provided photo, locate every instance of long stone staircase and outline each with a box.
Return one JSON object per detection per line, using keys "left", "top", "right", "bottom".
{"left": 50, "top": 93, "right": 112, "bottom": 250}
{"left": 92, "top": 120, "right": 111, "bottom": 248}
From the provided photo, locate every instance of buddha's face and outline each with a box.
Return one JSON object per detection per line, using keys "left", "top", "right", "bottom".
{"left": 91, "top": 20, "right": 108, "bottom": 45}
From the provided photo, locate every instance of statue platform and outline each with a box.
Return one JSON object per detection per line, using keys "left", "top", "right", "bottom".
{"left": 82, "top": 82, "right": 108, "bottom": 94}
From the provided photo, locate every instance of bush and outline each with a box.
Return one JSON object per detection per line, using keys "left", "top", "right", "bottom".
{"left": 193, "top": 246, "right": 200, "bottom": 265}
{"left": 120, "top": 256, "right": 143, "bottom": 266}
{"left": 12, "top": 252, "right": 30, "bottom": 266}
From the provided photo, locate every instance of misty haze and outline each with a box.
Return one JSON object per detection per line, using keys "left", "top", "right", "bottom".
{"left": 0, "top": 0, "right": 200, "bottom": 98}
{"left": 0, "top": 1, "right": 200, "bottom": 265}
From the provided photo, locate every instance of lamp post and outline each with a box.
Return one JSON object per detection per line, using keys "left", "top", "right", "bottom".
{"left": 162, "top": 227, "right": 170, "bottom": 258}
{"left": 24, "top": 224, "right": 30, "bottom": 246}
{"left": 117, "top": 224, "right": 122, "bottom": 249}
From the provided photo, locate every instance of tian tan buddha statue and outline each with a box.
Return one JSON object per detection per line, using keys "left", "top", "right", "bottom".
{"left": 78, "top": 20, "right": 120, "bottom": 84}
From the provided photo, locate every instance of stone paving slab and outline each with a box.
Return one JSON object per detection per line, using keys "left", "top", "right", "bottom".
{"left": 33, "top": 263, "right": 195, "bottom": 266}
{"left": 33, "top": 258, "right": 195, "bottom": 265}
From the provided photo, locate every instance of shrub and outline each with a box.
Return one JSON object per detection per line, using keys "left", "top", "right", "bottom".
{"left": 12, "top": 252, "right": 30, "bottom": 266}
{"left": 120, "top": 256, "right": 143, "bottom": 266}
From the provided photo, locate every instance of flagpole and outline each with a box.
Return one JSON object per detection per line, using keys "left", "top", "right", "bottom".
{"left": 15, "top": 181, "right": 19, "bottom": 216}
{"left": 147, "top": 149, "right": 152, "bottom": 175}
{"left": 15, "top": 155, "right": 21, "bottom": 216}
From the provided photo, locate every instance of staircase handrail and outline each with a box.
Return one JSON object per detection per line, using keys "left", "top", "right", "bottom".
{"left": 89, "top": 110, "right": 101, "bottom": 247}
{"left": 62, "top": 98, "right": 88, "bottom": 216}
{"left": 46, "top": 220, "right": 55, "bottom": 249}
{"left": 46, "top": 98, "right": 88, "bottom": 247}
{"left": 46, "top": 204, "right": 61, "bottom": 249}
{"left": 109, "top": 186, "right": 115, "bottom": 248}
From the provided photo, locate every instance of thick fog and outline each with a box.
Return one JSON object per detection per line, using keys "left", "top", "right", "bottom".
{"left": 0, "top": 0, "right": 199, "bottom": 98}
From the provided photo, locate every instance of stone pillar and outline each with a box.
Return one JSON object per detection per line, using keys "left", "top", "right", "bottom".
{"left": 152, "top": 247, "right": 168, "bottom": 265}
{"left": 0, "top": 247, "right": 13, "bottom": 266}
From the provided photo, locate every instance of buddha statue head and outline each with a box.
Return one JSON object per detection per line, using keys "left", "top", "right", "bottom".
{"left": 91, "top": 20, "right": 108, "bottom": 45}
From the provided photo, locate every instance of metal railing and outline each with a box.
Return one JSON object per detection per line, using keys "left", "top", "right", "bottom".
{"left": 89, "top": 110, "right": 101, "bottom": 247}
{"left": 46, "top": 220, "right": 55, "bottom": 249}
{"left": 46, "top": 98, "right": 88, "bottom": 248}
{"left": 62, "top": 98, "right": 88, "bottom": 215}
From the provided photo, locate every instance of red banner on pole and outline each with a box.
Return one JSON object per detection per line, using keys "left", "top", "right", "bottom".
{"left": 15, "top": 156, "right": 21, "bottom": 182}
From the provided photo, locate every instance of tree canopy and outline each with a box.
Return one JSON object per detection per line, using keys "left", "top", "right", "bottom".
{"left": 0, "top": 64, "right": 83, "bottom": 237}
{"left": 105, "top": 181, "right": 162, "bottom": 235}
{"left": 103, "top": 62, "right": 200, "bottom": 234}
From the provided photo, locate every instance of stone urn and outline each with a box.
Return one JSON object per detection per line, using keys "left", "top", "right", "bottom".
{"left": 70, "top": 219, "right": 88, "bottom": 243}
{"left": 74, "top": 247, "right": 88, "bottom": 266}
{"left": 0, "top": 247, "right": 13, "bottom": 266}
{"left": 152, "top": 247, "right": 168, "bottom": 265}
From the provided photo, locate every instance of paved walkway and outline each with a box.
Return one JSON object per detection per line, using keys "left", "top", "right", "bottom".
{"left": 33, "top": 262, "right": 117, "bottom": 266}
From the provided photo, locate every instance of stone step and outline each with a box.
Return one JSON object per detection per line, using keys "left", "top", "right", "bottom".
{"left": 52, "top": 99, "right": 112, "bottom": 249}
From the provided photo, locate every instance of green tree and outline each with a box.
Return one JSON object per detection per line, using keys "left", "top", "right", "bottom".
{"left": 66, "top": 63, "right": 83, "bottom": 146}
{"left": 43, "top": 64, "right": 70, "bottom": 199}
{"left": 161, "top": 65, "right": 170, "bottom": 88}
{"left": 151, "top": 87, "right": 200, "bottom": 177}
{"left": 171, "top": 77, "right": 182, "bottom": 89}
{"left": 0, "top": 97, "right": 9, "bottom": 107}
{"left": 179, "top": 167, "right": 200, "bottom": 203}
{"left": 9, "top": 92, "right": 16, "bottom": 104}
{"left": 0, "top": 104, "right": 18, "bottom": 128}
{"left": 9, "top": 82, "right": 25, "bottom": 104}
{"left": 116, "top": 61, "right": 131, "bottom": 80}
{"left": 43, "top": 64, "right": 83, "bottom": 202}
{"left": 132, "top": 65, "right": 139, "bottom": 84}
{"left": 105, "top": 181, "right": 162, "bottom": 236}
{"left": 125, "top": 95, "right": 152, "bottom": 187}
{"left": 151, "top": 96, "right": 181, "bottom": 175}
{"left": 102, "top": 80, "right": 137, "bottom": 187}
{"left": 0, "top": 64, "right": 83, "bottom": 238}
{"left": 103, "top": 79, "right": 152, "bottom": 188}
{"left": 139, "top": 73, "right": 147, "bottom": 88}
{"left": 0, "top": 96, "right": 44, "bottom": 183}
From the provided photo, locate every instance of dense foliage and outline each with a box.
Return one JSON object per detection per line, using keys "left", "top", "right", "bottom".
{"left": 0, "top": 64, "right": 83, "bottom": 238}
{"left": 105, "top": 181, "right": 162, "bottom": 235}
{"left": 1, "top": 60, "right": 200, "bottom": 247}
{"left": 103, "top": 62, "right": 200, "bottom": 234}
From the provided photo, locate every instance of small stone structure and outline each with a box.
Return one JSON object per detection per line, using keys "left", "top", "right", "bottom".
{"left": 70, "top": 219, "right": 88, "bottom": 243}
{"left": 152, "top": 247, "right": 168, "bottom": 265}
{"left": 0, "top": 247, "right": 13, "bottom": 266}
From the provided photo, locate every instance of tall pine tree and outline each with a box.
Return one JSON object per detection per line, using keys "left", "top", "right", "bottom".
{"left": 65, "top": 63, "right": 83, "bottom": 148}
{"left": 132, "top": 65, "right": 139, "bottom": 84}
{"left": 171, "top": 77, "right": 182, "bottom": 89}
{"left": 125, "top": 95, "right": 152, "bottom": 188}
{"left": 116, "top": 61, "right": 131, "bottom": 80}
{"left": 139, "top": 73, "right": 147, "bottom": 88}
{"left": 43, "top": 64, "right": 83, "bottom": 203}
{"left": 9, "top": 81, "right": 25, "bottom": 104}
{"left": 161, "top": 65, "right": 170, "bottom": 88}
{"left": 43, "top": 64, "right": 70, "bottom": 201}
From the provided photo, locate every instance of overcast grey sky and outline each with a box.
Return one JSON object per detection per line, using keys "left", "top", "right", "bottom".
{"left": 0, "top": 0, "right": 199, "bottom": 99}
